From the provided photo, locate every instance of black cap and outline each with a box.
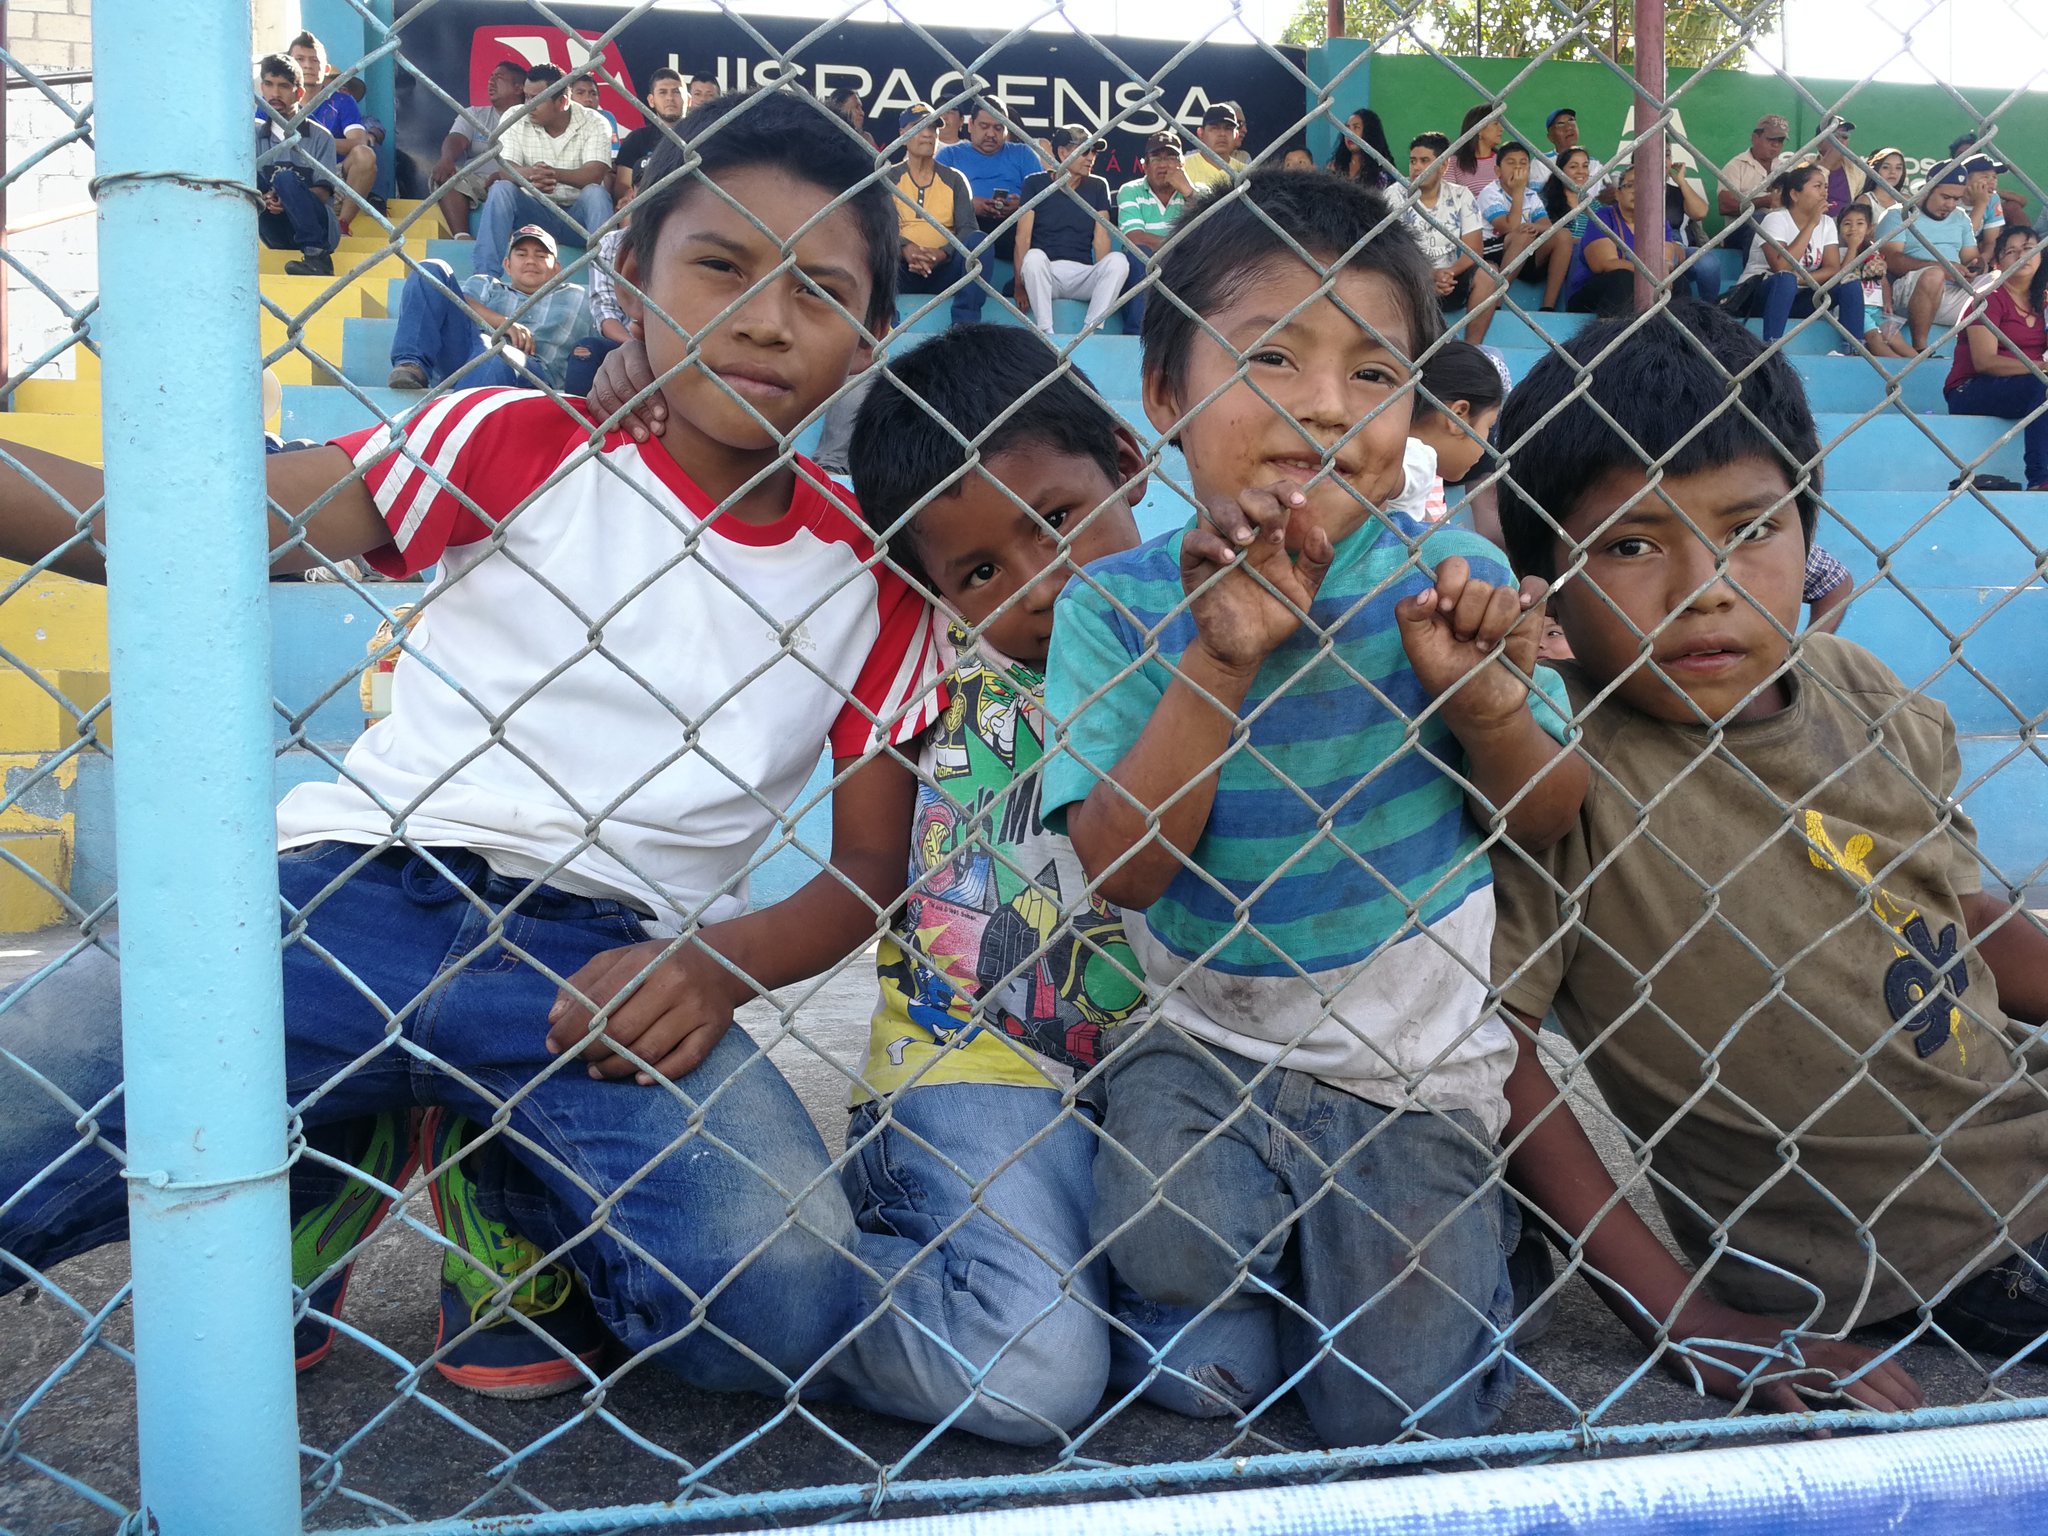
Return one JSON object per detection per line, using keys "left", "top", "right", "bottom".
{"left": 1201, "top": 104, "right": 1240, "bottom": 129}
{"left": 1143, "top": 129, "right": 1184, "bottom": 158}
{"left": 1053, "top": 124, "right": 1106, "bottom": 154}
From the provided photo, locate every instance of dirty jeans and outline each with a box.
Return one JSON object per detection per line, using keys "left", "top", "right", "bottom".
{"left": 1093, "top": 1027, "right": 1519, "bottom": 1448}
{"left": 0, "top": 841, "right": 858, "bottom": 1394}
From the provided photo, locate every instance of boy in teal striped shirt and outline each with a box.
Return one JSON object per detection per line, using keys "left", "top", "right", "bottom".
{"left": 1040, "top": 169, "right": 1586, "bottom": 1446}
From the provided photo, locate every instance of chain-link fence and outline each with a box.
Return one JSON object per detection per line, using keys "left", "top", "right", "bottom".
{"left": 3, "top": 0, "right": 2047, "bottom": 1529}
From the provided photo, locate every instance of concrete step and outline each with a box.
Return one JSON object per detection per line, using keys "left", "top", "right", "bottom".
{"left": 1835, "top": 584, "right": 2047, "bottom": 736}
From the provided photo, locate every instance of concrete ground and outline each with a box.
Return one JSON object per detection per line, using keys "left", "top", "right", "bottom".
{"left": 4, "top": 924, "right": 2046, "bottom": 1535}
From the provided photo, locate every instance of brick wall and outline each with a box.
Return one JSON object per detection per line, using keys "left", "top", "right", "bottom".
{"left": 6, "top": 0, "right": 95, "bottom": 376}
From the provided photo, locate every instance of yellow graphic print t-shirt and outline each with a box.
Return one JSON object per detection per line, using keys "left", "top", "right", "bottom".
{"left": 859, "top": 629, "right": 1143, "bottom": 1102}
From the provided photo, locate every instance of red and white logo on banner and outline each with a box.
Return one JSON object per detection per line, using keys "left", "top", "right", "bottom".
{"left": 468, "top": 26, "right": 646, "bottom": 130}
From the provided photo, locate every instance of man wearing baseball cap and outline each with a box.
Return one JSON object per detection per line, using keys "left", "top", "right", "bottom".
{"left": 1183, "top": 103, "right": 1239, "bottom": 192}
{"left": 1528, "top": 106, "right": 1601, "bottom": 193}
{"left": 1771, "top": 113, "right": 1866, "bottom": 216}
{"left": 1014, "top": 124, "right": 1131, "bottom": 334}
{"left": 386, "top": 224, "right": 588, "bottom": 391}
{"left": 1717, "top": 113, "right": 1789, "bottom": 239}
{"left": 1875, "top": 163, "right": 1985, "bottom": 351}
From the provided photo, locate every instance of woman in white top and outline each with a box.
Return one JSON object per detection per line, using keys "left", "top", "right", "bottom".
{"left": 1725, "top": 163, "right": 1866, "bottom": 347}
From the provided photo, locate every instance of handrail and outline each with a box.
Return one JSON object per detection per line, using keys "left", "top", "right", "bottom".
{"left": 0, "top": 23, "right": 97, "bottom": 393}
{"left": 6, "top": 68, "right": 90, "bottom": 91}
{"left": 8, "top": 200, "right": 93, "bottom": 236}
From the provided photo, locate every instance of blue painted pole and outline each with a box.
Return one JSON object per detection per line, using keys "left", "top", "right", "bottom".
{"left": 94, "top": 2, "right": 302, "bottom": 1533}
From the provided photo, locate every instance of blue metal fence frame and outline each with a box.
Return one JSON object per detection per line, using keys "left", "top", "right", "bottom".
{"left": 94, "top": 1, "right": 303, "bottom": 1531}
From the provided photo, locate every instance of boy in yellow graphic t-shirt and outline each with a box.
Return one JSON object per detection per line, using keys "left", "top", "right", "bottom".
{"left": 820, "top": 325, "right": 1264, "bottom": 1446}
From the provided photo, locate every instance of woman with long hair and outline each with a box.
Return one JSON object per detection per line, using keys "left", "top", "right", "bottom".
{"left": 1326, "top": 108, "right": 1394, "bottom": 189}
{"left": 1945, "top": 224, "right": 2047, "bottom": 490}
{"left": 1441, "top": 102, "right": 1502, "bottom": 194}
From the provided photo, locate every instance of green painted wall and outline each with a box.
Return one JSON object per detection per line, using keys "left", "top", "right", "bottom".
{"left": 1353, "top": 53, "right": 2042, "bottom": 224}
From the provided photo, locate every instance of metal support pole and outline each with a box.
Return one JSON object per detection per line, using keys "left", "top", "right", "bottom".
{"left": 1327, "top": 0, "right": 1344, "bottom": 41}
{"left": 1632, "top": 0, "right": 1667, "bottom": 309}
{"left": 95, "top": 1, "right": 301, "bottom": 1532}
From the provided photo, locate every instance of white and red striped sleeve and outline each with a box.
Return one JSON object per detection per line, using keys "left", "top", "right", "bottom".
{"left": 829, "top": 563, "right": 945, "bottom": 759}
{"left": 331, "top": 390, "right": 595, "bottom": 577}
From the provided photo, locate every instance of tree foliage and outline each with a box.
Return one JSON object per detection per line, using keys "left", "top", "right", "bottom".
{"left": 1281, "top": 0, "right": 1781, "bottom": 72}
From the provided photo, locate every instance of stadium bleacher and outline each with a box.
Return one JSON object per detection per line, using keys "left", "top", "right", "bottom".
{"left": 5, "top": 207, "right": 2042, "bottom": 926}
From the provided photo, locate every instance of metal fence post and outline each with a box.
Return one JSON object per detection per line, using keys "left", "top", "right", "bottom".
{"left": 94, "top": 1, "right": 302, "bottom": 1532}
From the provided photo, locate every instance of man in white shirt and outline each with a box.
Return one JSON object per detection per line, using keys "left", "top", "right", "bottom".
{"left": 473, "top": 63, "right": 615, "bottom": 278}
{"left": 1401, "top": 131, "right": 1499, "bottom": 345}
{"left": 430, "top": 59, "right": 525, "bottom": 238}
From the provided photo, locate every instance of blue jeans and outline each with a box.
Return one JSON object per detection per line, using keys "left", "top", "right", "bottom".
{"left": 825, "top": 1082, "right": 1262, "bottom": 1443}
{"left": 389, "top": 259, "right": 529, "bottom": 389}
{"left": 258, "top": 166, "right": 338, "bottom": 258}
{"left": 563, "top": 334, "right": 620, "bottom": 397}
{"left": 1752, "top": 269, "right": 1866, "bottom": 344}
{"left": 1930, "top": 1227, "right": 2048, "bottom": 1355}
{"left": 897, "top": 249, "right": 986, "bottom": 327}
{"left": 474, "top": 182, "right": 613, "bottom": 278}
{"left": 1092, "top": 1028, "right": 1518, "bottom": 1448}
{"left": 0, "top": 842, "right": 858, "bottom": 1394}
{"left": 1947, "top": 373, "right": 2048, "bottom": 488}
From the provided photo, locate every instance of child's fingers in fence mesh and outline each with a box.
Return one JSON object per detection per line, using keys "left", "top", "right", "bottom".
{"left": 1669, "top": 1305, "right": 1928, "bottom": 1418}
{"left": 586, "top": 322, "right": 668, "bottom": 441}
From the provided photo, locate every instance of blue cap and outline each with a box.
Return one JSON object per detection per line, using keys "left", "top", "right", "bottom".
{"left": 1933, "top": 163, "right": 1970, "bottom": 187}
{"left": 1545, "top": 107, "right": 1577, "bottom": 129}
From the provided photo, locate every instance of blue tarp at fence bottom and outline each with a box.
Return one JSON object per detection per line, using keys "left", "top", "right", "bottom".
{"left": 316, "top": 1416, "right": 2048, "bottom": 1536}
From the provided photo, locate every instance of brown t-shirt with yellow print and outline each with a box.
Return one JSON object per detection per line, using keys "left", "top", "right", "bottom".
{"left": 1492, "top": 633, "right": 2048, "bottom": 1329}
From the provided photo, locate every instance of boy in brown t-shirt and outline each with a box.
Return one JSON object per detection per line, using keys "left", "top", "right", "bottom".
{"left": 1486, "top": 300, "right": 2048, "bottom": 1416}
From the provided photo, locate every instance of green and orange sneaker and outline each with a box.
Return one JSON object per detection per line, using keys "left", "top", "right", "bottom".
{"left": 291, "top": 1110, "right": 420, "bottom": 1371}
{"left": 423, "top": 1108, "right": 608, "bottom": 1399}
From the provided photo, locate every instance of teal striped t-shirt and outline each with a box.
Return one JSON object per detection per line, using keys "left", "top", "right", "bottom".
{"left": 1043, "top": 514, "right": 1565, "bottom": 975}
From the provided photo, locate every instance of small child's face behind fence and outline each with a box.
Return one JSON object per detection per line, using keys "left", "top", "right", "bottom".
{"left": 1146, "top": 258, "right": 1414, "bottom": 562}
{"left": 911, "top": 432, "right": 1146, "bottom": 665}
{"left": 1548, "top": 457, "right": 1807, "bottom": 726}
{"left": 617, "top": 165, "right": 875, "bottom": 470}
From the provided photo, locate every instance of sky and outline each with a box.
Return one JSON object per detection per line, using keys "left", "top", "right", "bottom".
{"left": 631, "top": 0, "right": 2048, "bottom": 92}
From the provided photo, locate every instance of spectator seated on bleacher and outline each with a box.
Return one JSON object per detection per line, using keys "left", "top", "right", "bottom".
{"left": 569, "top": 73, "right": 622, "bottom": 155}
{"left": 1963, "top": 154, "right": 2010, "bottom": 250}
{"left": 1182, "top": 104, "right": 1239, "bottom": 194}
{"left": 1561, "top": 161, "right": 1698, "bottom": 318}
{"left": 614, "top": 69, "right": 686, "bottom": 205}
{"left": 1722, "top": 164, "right": 1864, "bottom": 350}
{"left": 1878, "top": 165, "right": 1985, "bottom": 353}
{"left": 386, "top": 225, "right": 586, "bottom": 393}
{"left": 1714, "top": 113, "right": 1788, "bottom": 255}
{"left": 1769, "top": 113, "right": 1866, "bottom": 218}
{"left": 1400, "top": 131, "right": 1499, "bottom": 345}
{"left": 473, "top": 63, "right": 615, "bottom": 281}
{"left": 1478, "top": 142, "right": 1569, "bottom": 306}
{"left": 1118, "top": 129, "right": 1191, "bottom": 272}
{"left": 889, "top": 105, "right": 985, "bottom": 328}
{"left": 289, "top": 31, "right": 379, "bottom": 238}
{"left": 936, "top": 100, "right": 1042, "bottom": 264}
{"left": 1528, "top": 106, "right": 1600, "bottom": 194}
{"left": 1944, "top": 224, "right": 2047, "bottom": 493}
{"left": 255, "top": 53, "right": 341, "bottom": 278}
{"left": 1015, "top": 126, "right": 1130, "bottom": 335}
{"left": 431, "top": 60, "right": 525, "bottom": 240}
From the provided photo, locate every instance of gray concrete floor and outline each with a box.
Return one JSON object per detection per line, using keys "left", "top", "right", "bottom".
{"left": 4, "top": 925, "right": 2046, "bottom": 1534}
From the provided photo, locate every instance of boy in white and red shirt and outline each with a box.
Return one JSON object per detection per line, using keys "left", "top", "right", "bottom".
{"left": 0, "top": 92, "right": 938, "bottom": 1402}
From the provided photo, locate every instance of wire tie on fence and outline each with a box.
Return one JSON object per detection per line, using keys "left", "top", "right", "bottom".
{"left": 120, "top": 1151, "right": 296, "bottom": 1194}
{"left": 87, "top": 169, "right": 262, "bottom": 209}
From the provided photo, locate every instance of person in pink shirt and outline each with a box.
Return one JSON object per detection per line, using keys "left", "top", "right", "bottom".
{"left": 1944, "top": 223, "right": 2046, "bottom": 490}
{"left": 1441, "top": 102, "right": 1503, "bottom": 195}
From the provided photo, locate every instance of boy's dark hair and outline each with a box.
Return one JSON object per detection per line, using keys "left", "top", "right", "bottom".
{"left": 1493, "top": 300, "right": 1820, "bottom": 583}
{"left": 626, "top": 89, "right": 898, "bottom": 333}
{"left": 1495, "top": 140, "right": 1531, "bottom": 163}
{"left": 288, "top": 30, "right": 324, "bottom": 63}
{"left": 526, "top": 63, "right": 565, "bottom": 89}
{"left": 1141, "top": 169, "right": 1441, "bottom": 400}
{"left": 848, "top": 325, "right": 1121, "bottom": 578}
{"left": 648, "top": 67, "right": 684, "bottom": 89}
{"left": 258, "top": 53, "right": 300, "bottom": 87}
{"left": 1416, "top": 340, "right": 1506, "bottom": 419}
{"left": 1411, "top": 131, "right": 1451, "bottom": 156}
